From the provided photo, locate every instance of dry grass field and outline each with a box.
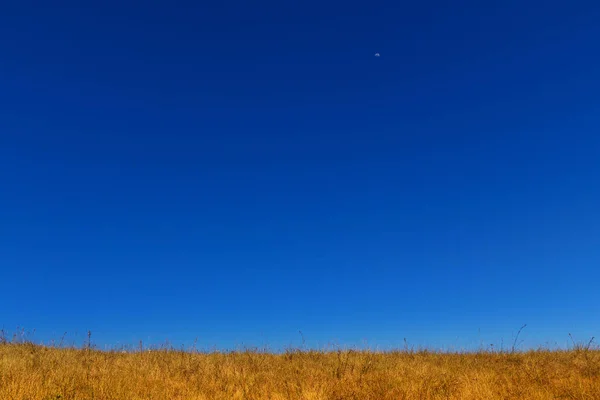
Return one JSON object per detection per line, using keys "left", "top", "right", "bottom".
{"left": 1, "top": 334, "right": 599, "bottom": 400}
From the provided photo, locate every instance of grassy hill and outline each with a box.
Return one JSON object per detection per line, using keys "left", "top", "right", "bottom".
{"left": 1, "top": 340, "right": 599, "bottom": 399}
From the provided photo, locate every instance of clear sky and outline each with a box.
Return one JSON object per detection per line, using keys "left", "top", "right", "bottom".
{"left": 1, "top": 1, "right": 599, "bottom": 351}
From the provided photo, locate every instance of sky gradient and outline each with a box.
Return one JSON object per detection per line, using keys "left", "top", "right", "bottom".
{"left": 1, "top": 1, "right": 599, "bottom": 350}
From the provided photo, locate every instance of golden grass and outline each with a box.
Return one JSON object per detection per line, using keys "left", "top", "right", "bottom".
{"left": 2, "top": 342, "right": 599, "bottom": 400}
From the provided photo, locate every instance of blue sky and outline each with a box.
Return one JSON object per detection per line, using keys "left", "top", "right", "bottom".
{"left": 1, "top": 1, "right": 599, "bottom": 350}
